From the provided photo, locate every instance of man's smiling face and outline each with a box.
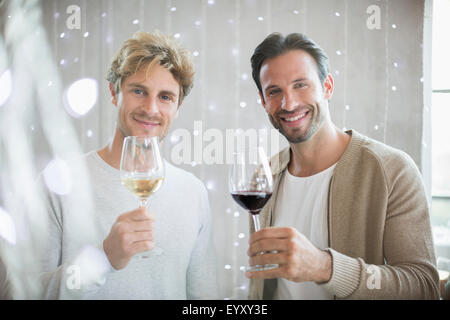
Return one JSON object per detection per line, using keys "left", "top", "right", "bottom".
{"left": 259, "top": 49, "right": 333, "bottom": 143}
{"left": 112, "top": 62, "right": 180, "bottom": 141}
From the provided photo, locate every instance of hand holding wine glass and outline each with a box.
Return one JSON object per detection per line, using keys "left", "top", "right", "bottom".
{"left": 229, "top": 146, "right": 278, "bottom": 272}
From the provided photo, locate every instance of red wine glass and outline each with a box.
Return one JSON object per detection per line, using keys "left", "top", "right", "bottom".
{"left": 229, "top": 146, "right": 278, "bottom": 272}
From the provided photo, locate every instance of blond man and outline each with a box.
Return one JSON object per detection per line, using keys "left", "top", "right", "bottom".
{"left": 40, "top": 31, "right": 218, "bottom": 299}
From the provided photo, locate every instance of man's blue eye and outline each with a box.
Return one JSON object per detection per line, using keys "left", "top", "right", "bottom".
{"left": 134, "top": 89, "right": 144, "bottom": 95}
{"left": 161, "top": 95, "right": 170, "bottom": 100}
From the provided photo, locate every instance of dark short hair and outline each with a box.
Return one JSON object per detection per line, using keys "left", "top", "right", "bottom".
{"left": 251, "top": 32, "right": 329, "bottom": 95}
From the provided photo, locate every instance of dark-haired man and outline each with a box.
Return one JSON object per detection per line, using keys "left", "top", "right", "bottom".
{"left": 246, "top": 32, "right": 439, "bottom": 299}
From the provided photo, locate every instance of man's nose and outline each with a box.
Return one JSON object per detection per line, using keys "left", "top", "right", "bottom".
{"left": 143, "top": 96, "right": 160, "bottom": 114}
{"left": 281, "top": 90, "right": 298, "bottom": 112}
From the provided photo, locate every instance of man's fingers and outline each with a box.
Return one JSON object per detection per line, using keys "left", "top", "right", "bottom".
{"left": 115, "top": 220, "right": 153, "bottom": 235}
{"left": 245, "top": 266, "right": 281, "bottom": 280}
{"left": 119, "top": 207, "right": 155, "bottom": 222}
{"left": 130, "top": 231, "right": 153, "bottom": 243}
{"left": 131, "top": 240, "right": 155, "bottom": 255}
{"left": 249, "top": 227, "right": 297, "bottom": 244}
{"left": 132, "top": 220, "right": 153, "bottom": 232}
{"left": 247, "top": 238, "right": 289, "bottom": 257}
{"left": 249, "top": 252, "right": 285, "bottom": 266}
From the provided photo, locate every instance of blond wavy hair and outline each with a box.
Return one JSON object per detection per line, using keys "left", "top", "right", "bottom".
{"left": 106, "top": 31, "right": 194, "bottom": 104}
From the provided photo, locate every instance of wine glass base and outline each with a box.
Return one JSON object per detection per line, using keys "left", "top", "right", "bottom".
{"left": 134, "top": 247, "right": 164, "bottom": 259}
{"left": 246, "top": 264, "right": 278, "bottom": 272}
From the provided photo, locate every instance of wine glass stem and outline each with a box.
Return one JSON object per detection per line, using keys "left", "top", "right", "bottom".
{"left": 139, "top": 199, "right": 148, "bottom": 207}
{"left": 252, "top": 213, "right": 261, "bottom": 232}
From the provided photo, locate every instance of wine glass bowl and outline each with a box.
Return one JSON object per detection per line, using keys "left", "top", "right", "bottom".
{"left": 229, "top": 147, "right": 278, "bottom": 272}
{"left": 120, "top": 136, "right": 165, "bottom": 257}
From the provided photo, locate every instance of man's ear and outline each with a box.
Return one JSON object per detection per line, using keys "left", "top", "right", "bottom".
{"left": 323, "top": 73, "right": 334, "bottom": 100}
{"left": 109, "top": 82, "right": 118, "bottom": 106}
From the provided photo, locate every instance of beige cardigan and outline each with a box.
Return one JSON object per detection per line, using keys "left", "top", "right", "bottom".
{"left": 248, "top": 130, "right": 440, "bottom": 299}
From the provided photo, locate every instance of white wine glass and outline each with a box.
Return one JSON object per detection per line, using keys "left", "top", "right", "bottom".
{"left": 120, "top": 136, "right": 165, "bottom": 258}
{"left": 229, "top": 146, "right": 278, "bottom": 272}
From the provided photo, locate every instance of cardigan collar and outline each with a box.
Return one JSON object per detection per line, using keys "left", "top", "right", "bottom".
{"left": 269, "top": 129, "right": 366, "bottom": 176}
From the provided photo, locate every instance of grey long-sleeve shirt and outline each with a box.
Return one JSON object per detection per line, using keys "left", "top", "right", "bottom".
{"left": 38, "top": 151, "right": 218, "bottom": 299}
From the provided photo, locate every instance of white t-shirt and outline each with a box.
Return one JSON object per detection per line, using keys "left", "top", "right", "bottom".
{"left": 273, "top": 164, "right": 336, "bottom": 300}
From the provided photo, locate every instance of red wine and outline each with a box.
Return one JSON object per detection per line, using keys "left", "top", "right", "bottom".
{"left": 231, "top": 191, "right": 272, "bottom": 214}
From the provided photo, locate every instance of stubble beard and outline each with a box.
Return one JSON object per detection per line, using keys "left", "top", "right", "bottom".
{"left": 117, "top": 111, "right": 168, "bottom": 141}
{"left": 269, "top": 110, "right": 323, "bottom": 144}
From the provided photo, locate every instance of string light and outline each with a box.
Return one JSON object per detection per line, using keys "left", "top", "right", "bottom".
{"left": 64, "top": 78, "right": 98, "bottom": 117}
{"left": 170, "top": 134, "right": 180, "bottom": 143}
{"left": 206, "top": 180, "right": 215, "bottom": 190}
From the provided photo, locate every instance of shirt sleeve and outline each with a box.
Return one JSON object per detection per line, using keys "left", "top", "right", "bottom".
{"left": 35, "top": 176, "right": 114, "bottom": 299}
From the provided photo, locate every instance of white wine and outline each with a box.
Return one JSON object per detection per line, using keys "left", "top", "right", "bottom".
{"left": 121, "top": 177, "right": 164, "bottom": 199}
